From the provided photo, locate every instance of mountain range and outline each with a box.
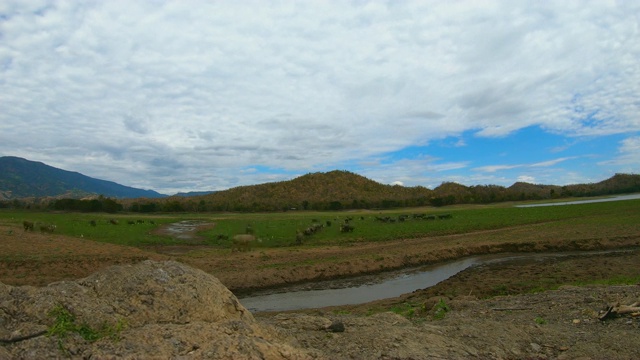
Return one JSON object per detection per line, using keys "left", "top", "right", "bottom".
{"left": 2, "top": 156, "right": 639, "bottom": 211}
{"left": 162, "top": 170, "right": 640, "bottom": 212}
{"left": 0, "top": 156, "right": 166, "bottom": 200}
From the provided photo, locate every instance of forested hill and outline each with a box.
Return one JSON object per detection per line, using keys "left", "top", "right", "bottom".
{"left": 190, "top": 170, "right": 434, "bottom": 211}
{"left": 3, "top": 155, "right": 639, "bottom": 212}
{"left": 0, "top": 156, "right": 166, "bottom": 200}
{"left": 122, "top": 171, "right": 640, "bottom": 213}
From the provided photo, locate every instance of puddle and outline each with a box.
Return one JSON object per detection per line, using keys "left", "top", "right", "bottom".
{"left": 157, "top": 220, "right": 212, "bottom": 240}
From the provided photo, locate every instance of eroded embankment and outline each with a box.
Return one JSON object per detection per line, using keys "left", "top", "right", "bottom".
{"left": 177, "top": 219, "right": 640, "bottom": 294}
{"left": 238, "top": 248, "right": 640, "bottom": 312}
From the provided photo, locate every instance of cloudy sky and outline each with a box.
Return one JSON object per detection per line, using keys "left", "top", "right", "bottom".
{"left": 1, "top": 1, "right": 639, "bottom": 195}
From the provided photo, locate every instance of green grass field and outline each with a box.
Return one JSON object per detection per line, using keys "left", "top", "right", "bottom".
{"left": 2, "top": 198, "right": 639, "bottom": 249}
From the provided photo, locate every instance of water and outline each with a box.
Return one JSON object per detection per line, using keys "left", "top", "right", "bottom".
{"left": 237, "top": 250, "right": 631, "bottom": 312}
{"left": 515, "top": 193, "right": 640, "bottom": 208}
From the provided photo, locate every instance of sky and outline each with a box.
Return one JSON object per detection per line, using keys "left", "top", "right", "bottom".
{"left": 1, "top": 1, "right": 639, "bottom": 195}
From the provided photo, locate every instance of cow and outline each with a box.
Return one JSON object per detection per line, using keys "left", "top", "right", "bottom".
{"left": 231, "top": 234, "right": 261, "bottom": 252}
{"left": 40, "top": 224, "right": 56, "bottom": 233}
{"left": 23, "top": 221, "right": 35, "bottom": 231}
{"left": 89, "top": 220, "right": 97, "bottom": 227}
{"left": 340, "top": 224, "right": 355, "bottom": 233}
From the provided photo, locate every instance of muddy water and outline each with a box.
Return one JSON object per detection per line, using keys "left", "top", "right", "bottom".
{"left": 515, "top": 193, "right": 640, "bottom": 207}
{"left": 237, "top": 249, "right": 635, "bottom": 312}
{"left": 160, "top": 220, "right": 211, "bottom": 240}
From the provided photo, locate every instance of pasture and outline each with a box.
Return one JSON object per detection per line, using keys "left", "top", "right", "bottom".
{"left": 1, "top": 197, "right": 639, "bottom": 292}
{"left": 2, "top": 198, "right": 639, "bottom": 250}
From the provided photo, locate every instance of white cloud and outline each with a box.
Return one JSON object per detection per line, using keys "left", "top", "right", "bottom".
{"left": 474, "top": 157, "right": 576, "bottom": 173}
{"left": 473, "top": 165, "right": 521, "bottom": 173}
{"left": 1, "top": 1, "right": 639, "bottom": 193}
{"left": 598, "top": 136, "right": 640, "bottom": 169}
{"left": 517, "top": 175, "right": 536, "bottom": 183}
{"left": 530, "top": 157, "right": 575, "bottom": 168}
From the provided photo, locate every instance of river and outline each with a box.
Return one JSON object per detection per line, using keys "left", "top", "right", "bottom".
{"left": 515, "top": 193, "right": 640, "bottom": 207}
{"left": 237, "top": 249, "right": 634, "bottom": 312}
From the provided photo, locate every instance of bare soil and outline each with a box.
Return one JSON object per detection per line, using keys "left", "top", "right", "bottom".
{"left": 1, "top": 219, "right": 639, "bottom": 359}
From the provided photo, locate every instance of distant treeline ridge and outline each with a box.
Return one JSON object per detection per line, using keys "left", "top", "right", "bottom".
{"left": 2, "top": 172, "right": 639, "bottom": 213}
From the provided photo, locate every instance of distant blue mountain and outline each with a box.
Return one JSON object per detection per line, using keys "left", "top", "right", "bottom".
{"left": 0, "top": 156, "right": 167, "bottom": 200}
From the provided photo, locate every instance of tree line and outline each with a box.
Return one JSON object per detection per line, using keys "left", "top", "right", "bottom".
{"left": 2, "top": 172, "right": 639, "bottom": 213}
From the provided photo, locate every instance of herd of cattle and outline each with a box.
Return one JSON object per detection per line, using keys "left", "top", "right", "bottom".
{"left": 22, "top": 212, "right": 453, "bottom": 253}
{"left": 22, "top": 220, "right": 56, "bottom": 233}
{"left": 292, "top": 212, "right": 453, "bottom": 246}
{"left": 22, "top": 218, "right": 158, "bottom": 234}
{"left": 98, "top": 219, "right": 157, "bottom": 226}
{"left": 226, "top": 212, "right": 455, "bottom": 251}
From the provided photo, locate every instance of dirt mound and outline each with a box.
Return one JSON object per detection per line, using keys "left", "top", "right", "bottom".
{"left": 0, "top": 260, "right": 313, "bottom": 359}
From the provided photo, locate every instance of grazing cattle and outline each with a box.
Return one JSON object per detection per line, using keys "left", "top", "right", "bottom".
{"left": 231, "top": 234, "right": 260, "bottom": 252}
{"left": 89, "top": 220, "right": 97, "bottom": 227}
{"left": 340, "top": 224, "right": 354, "bottom": 233}
{"left": 137, "top": 220, "right": 145, "bottom": 224}
{"left": 109, "top": 219, "right": 119, "bottom": 225}
{"left": 149, "top": 220, "right": 156, "bottom": 225}
{"left": 438, "top": 214, "right": 453, "bottom": 220}
{"left": 23, "top": 221, "right": 35, "bottom": 231}
{"left": 425, "top": 215, "right": 436, "bottom": 220}
{"left": 40, "top": 224, "right": 56, "bottom": 233}
{"left": 326, "top": 220, "right": 332, "bottom": 227}
{"left": 127, "top": 220, "right": 136, "bottom": 225}
{"left": 295, "top": 231, "right": 304, "bottom": 245}
{"left": 303, "top": 223, "right": 323, "bottom": 236}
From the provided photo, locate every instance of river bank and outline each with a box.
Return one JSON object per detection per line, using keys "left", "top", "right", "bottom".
{"left": 238, "top": 249, "right": 640, "bottom": 312}
{"left": 1, "top": 215, "right": 640, "bottom": 358}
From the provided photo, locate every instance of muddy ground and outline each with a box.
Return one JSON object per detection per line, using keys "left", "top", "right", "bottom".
{"left": 1, "top": 219, "right": 639, "bottom": 359}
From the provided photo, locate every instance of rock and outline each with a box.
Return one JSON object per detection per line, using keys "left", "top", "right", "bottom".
{"left": 325, "top": 320, "right": 345, "bottom": 333}
{"left": 271, "top": 313, "right": 333, "bottom": 330}
{"left": 0, "top": 260, "right": 314, "bottom": 359}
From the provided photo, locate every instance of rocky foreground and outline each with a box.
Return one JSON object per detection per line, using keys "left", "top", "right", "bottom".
{"left": 1, "top": 260, "right": 639, "bottom": 359}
